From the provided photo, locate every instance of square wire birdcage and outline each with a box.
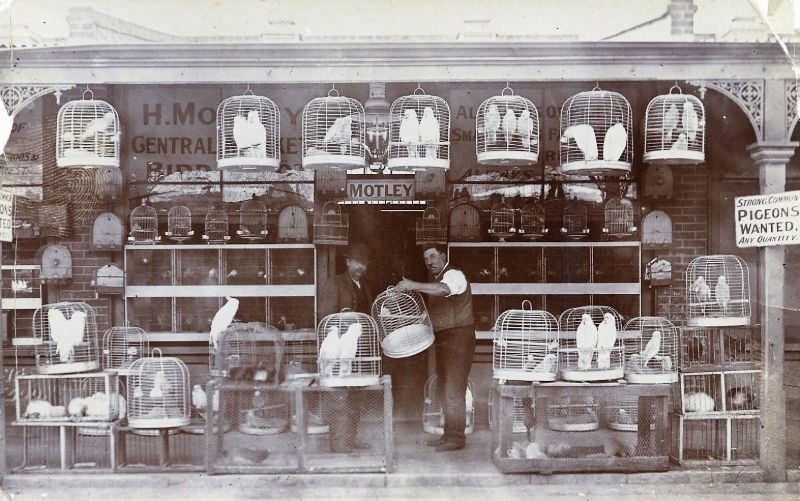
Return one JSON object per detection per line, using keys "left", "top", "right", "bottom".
{"left": 670, "top": 413, "right": 759, "bottom": 465}
{"left": 673, "top": 370, "right": 760, "bottom": 415}
{"left": 678, "top": 325, "right": 761, "bottom": 372}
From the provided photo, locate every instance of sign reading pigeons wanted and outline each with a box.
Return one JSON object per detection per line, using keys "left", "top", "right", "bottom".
{"left": 0, "top": 188, "right": 13, "bottom": 242}
{"left": 735, "top": 190, "right": 800, "bottom": 248}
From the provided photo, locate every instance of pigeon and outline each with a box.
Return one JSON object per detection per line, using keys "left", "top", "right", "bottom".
{"left": 24, "top": 400, "right": 53, "bottom": 419}
{"left": 209, "top": 297, "right": 239, "bottom": 351}
{"left": 575, "top": 313, "right": 598, "bottom": 371}
{"left": 715, "top": 275, "right": 730, "bottom": 314}
{"left": 682, "top": 101, "right": 699, "bottom": 142}
{"left": 693, "top": 276, "right": 712, "bottom": 306}
{"left": 79, "top": 112, "right": 115, "bottom": 141}
{"left": 233, "top": 110, "right": 267, "bottom": 156}
{"left": 617, "top": 408, "right": 635, "bottom": 425}
{"left": 524, "top": 442, "right": 547, "bottom": 460}
{"left": 561, "top": 124, "right": 598, "bottom": 161}
{"left": 337, "top": 322, "right": 363, "bottom": 376}
{"left": 639, "top": 330, "right": 661, "bottom": 369}
{"left": 85, "top": 392, "right": 112, "bottom": 418}
{"left": 531, "top": 353, "right": 557, "bottom": 373}
{"left": 670, "top": 132, "right": 688, "bottom": 151}
{"left": 662, "top": 103, "right": 680, "bottom": 143}
{"left": 68, "top": 397, "right": 86, "bottom": 418}
{"left": 517, "top": 109, "right": 535, "bottom": 149}
{"left": 48, "top": 308, "right": 86, "bottom": 363}
{"left": 659, "top": 355, "right": 673, "bottom": 371}
{"left": 0, "top": 101, "right": 13, "bottom": 155}
{"left": 419, "top": 106, "right": 440, "bottom": 159}
{"left": 399, "top": 109, "right": 420, "bottom": 158}
{"left": 502, "top": 108, "right": 517, "bottom": 146}
{"left": 318, "top": 325, "right": 341, "bottom": 376}
{"left": 684, "top": 391, "right": 715, "bottom": 413}
{"left": 150, "top": 370, "right": 170, "bottom": 399}
{"left": 595, "top": 312, "right": 617, "bottom": 370}
{"left": 192, "top": 384, "right": 207, "bottom": 411}
{"left": 484, "top": 104, "right": 501, "bottom": 144}
{"left": 726, "top": 386, "right": 755, "bottom": 410}
{"left": 602, "top": 123, "right": 627, "bottom": 162}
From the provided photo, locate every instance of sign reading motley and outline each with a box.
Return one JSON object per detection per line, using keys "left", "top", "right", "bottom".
{"left": 347, "top": 178, "right": 415, "bottom": 201}
{"left": 735, "top": 190, "right": 800, "bottom": 248}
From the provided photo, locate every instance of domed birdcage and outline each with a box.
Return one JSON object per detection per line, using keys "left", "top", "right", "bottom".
{"left": 488, "top": 200, "right": 515, "bottom": 241}
{"left": 202, "top": 205, "right": 231, "bottom": 243}
{"left": 128, "top": 201, "right": 160, "bottom": 244}
{"left": 492, "top": 301, "right": 559, "bottom": 382}
{"left": 416, "top": 207, "right": 447, "bottom": 245}
{"left": 210, "top": 322, "right": 284, "bottom": 384}
{"left": 165, "top": 205, "right": 194, "bottom": 242}
{"left": 102, "top": 326, "right": 148, "bottom": 375}
{"left": 126, "top": 349, "right": 191, "bottom": 429}
{"left": 476, "top": 86, "right": 539, "bottom": 165}
{"left": 302, "top": 87, "right": 366, "bottom": 170}
{"left": 603, "top": 197, "right": 637, "bottom": 237}
{"left": 33, "top": 301, "right": 99, "bottom": 374}
{"left": 216, "top": 90, "right": 280, "bottom": 170}
{"left": 56, "top": 89, "right": 121, "bottom": 168}
{"left": 316, "top": 311, "right": 381, "bottom": 387}
{"left": 546, "top": 396, "right": 599, "bottom": 432}
{"left": 277, "top": 205, "right": 309, "bottom": 243}
{"left": 558, "top": 305, "right": 625, "bottom": 382}
{"left": 560, "top": 86, "right": 632, "bottom": 176}
{"left": 599, "top": 395, "right": 640, "bottom": 432}
{"left": 387, "top": 86, "right": 450, "bottom": 171}
{"left": 423, "top": 375, "right": 474, "bottom": 436}
{"left": 643, "top": 85, "right": 705, "bottom": 165}
{"left": 623, "top": 316, "right": 679, "bottom": 384}
{"left": 686, "top": 255, "right": 751, "bottom": 327}
{"left": 448, "top": 203, "right": 481, "bottom": 242}
{"left": 561, "top": 200, "right": 589, "bottom": 239}
{"left": 236, "top": 197, "right": 269, "bottom": 241}
{"left": 519, "top": 203, "right": 546, "bottom": 240}
{"left": 372, "top": 287, "right": 435, "bottom": 359}
{"left": 313, "top": 201, "right": 349, "bottom": 245}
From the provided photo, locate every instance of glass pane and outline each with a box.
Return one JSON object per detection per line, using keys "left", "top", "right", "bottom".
{"left": 225, "top": 249, "right": 267, "bottom": 285}
{"left": 544, "top": 247, "right": 589, "bottom": 283}
{"left": 270, "top": 297, "right": 315, "bottom": 330}
{"left": 177, "top": 297, "right": 220, "bottom": 333}
{"left": 449, "top": 247, "right": 493, "bottom": 283}
{"left": 498, "top": 247, "right": 543, "bottom": 283}
{"left": 593, "top": 246, "right": 639, "bottom": 283}
{"left": 544, "top": 295, "right": 591, "bottom": 319}
{"left": 271, "top": 248, "right": 314, "bottom": 285}
{"left": 472, "top": 295, "right": 495, "bottom": 332}
{"left": 600, "top": 294, "right": 640, "bottom": 322}
{"left": 236, "top": 297, "right": 266, "bottom": 323}
{"left": 127, "top": 298, "right": 172, "bottom": 333}
{"left": 177, "top": 249, "right": 219, "bottom": 285}
{"left": 499, "top": 294, "right": 544, "bottom": 313}
{"left": 1, "top": 267, "right": 40, "bottom": 301}
{"left": 126, "top": 249, "right": 172, "bottom": 285}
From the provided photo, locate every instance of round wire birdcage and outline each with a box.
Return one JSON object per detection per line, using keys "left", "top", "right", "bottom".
{"left": 476, "top": 86, "right": 539, "bottom": 165}
{"left": 546, "top": 395, "right": 599, "bottom": 432}
{"left": 302, "top": 87, "right": 365, "bottom": 170}
{"left": 415, "top": 207, "right": 447, "bottom": 245}
{"left": 387, "top": 86, "right": 450, "bottom": 171}
{"left": 56, "top": 89, "right": 121, "bottom": 168}
{"left": 561, "top": 200, "right": 588, "bottom": 239}
{"left": 643, "top": 85, "right": 705, "bottom": 165}
{"left": 448, "top": 203, "right": 481, "bottom": 242}
{"left": 126, "top": 349, "right": 191, "bottom": 429}
{"left": 372, "top": 287, "right": 435, "bottom": 358}
{"left": 558, "top": 305, "right": 625, "bottom": 382}
{"left": 623, "top": 316, "right": 679, "bottom": 384}
{"left": 493, "top": 301, "right": 559, "bottom": 382}
{"left": 599, "top": 395, "right": 639, "bottom": 432}
{"left": 519, "top": 203, "right": 546, "bottom": 240}
{"left": 489, "top": 200, "right": 515, "bottom": 241}
{"left": 423, "top": 375, "right": 474, "bottom": 435}
{"left": 316, "top": 311, "right": 381, "bottom": 387}
{"left": 603, "top": 197, "right": 636, "bottom": 237}
{"left": 165, "top": 205, "right": 193, "bottom": 242}
{"left": 277, "top": 205, "right": 309, "bottom": 243}
{"left": 102, "top": 326, "right": 148, "bottom": 376}
{"left": 686, "top": 254, "right": 751, "bottom": 327}
{"left": 211, "top": 322, "right": 284, "bottom": 384}
{"left": 237, "top": 197, "right": 269, "bottom": 240}
{"left": 128, "top": 201, "right": 160, "bottom": 243}
{"left": 33, "top": 301, "right": 99, "bottom": 374}
{"left": 313, "top": 201, "right": 349, "bottom": 245}
{"left": 217, "top": 90, "right": 280, "bottom": 170}
{"left": 203, "top": 205, "right": 231, "bottom": 243}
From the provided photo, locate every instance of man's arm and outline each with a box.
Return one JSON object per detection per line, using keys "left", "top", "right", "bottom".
{"left": 395, "top": 277, "right": 451, "bottom": 297}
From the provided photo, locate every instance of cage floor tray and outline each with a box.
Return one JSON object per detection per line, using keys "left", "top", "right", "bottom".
{"left": 477, "top": 151, "right": 539, "bottom": 166}
{"left": 643, "top": 150, "right": 705, "bottom": 164}
{"left": 560, "top": 368, "right": 624, "bottom": 382}
{"left": 318, "top": 375, "right": 381, "bottom": 387}
{"left": 493, "top": 369, "right": 557, "bottom": 383}
{"left": 687, "top": 316, "right": 751, "bottom": 327}
{"left": 37, "top": 361, "right": 100, "bottom": 375}
{"left": 547, "top": 417, "right": 599, "bottom": 432}
{"left": 625, "top": 371, "right": 678, "bottom": 384}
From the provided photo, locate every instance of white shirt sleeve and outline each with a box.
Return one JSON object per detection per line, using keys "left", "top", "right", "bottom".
{"left": 440, "top": 269, "right": 468, "bottom": 297}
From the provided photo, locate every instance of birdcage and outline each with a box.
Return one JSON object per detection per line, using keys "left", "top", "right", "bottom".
{"left": 33, "top": 301, "right": 99, "bottom": 375}
{"left": 372, "top": 287, "right": 435, "bottom": 359}
{"left": 56, "top": 89, "right": 120, "bottom": 168}
{"left": 15, "top": 372, "right": 120, "bottom": 424}
{"left": 561, "top": 201, "right": 589, "bottom": 239}
{"left": 670, "top": 413, "right": 759, "bottom": 465}
{"left": 686, "top": 255, "right": 751, "bottom": 327}
{"left": 492, "top": 302, "right": 558, "bottom": 382}
{"left": 519, "top": 203, "right": 546, "bottom": 240}
{"left": 560, "top": 86, "right": 632, "bottom": 176}
{"left": 422, "top": 375, "right": 474, "bottom": 435}
{"left": 678, "top": 325, "right": 761, "bottom": 372}
{"left": 673, "top": 370, "right": 760, "bottom": 415}
{"left": 599, "top": 395, "right": 640, "bottom": 432}
{"left": 217, "top": 90, "right": 280, "bottom": 170}
{"left": 126, "top": 349, "right": 191, "bottom": 429}
{"left": 546, "top": 396, "right": 600, "bottom": 432}
{"left": 236, "top": 197, "right": 269, "bottom": 240}
{"left": 128, "top": 201, "right": 160, "bottom": 244}
{"left": 476, "top": 86, "right": 539, "bottom": 165}
{"left": 643, "top": 85, "right": 705, "bottom": 165}
{"left": 316, "top": 311, "right": 381, "bottom": 387}
{"left": 487, "top": 390, "right": 535, "bottom": 436}
{"left": 277, "top": 205, "right": 310, "bottom": 243}
{"left": 302, "top": 88, "right": 365, "bottom": 170}
{"left": 313, "top": 201, "right": 349, "bottom": 245}
{"left": 210, "top": 322, "right": 284, "bottom": 383}
{"left": 603, "top": 197, "right": 637, "bottom": 237}
{"left": 102, "top": 326, "right": 148, "bottom": 375}
{"left": 623, "top": 317, "right": 679, "bottom": 384}
{"left": 448, "top": 203, "right": 481, "bottom": 242}
{"left": 387, "top": 86, "right": 450, "bottom": 171}
{"left": 488, "top": 200, "right": 515, "bottom": 241}
{"left": 165, "top": 206, "right": 194, "bottom": 242}
{"left": 202, "top": 206, "right": 231, "bottom": 243}
{"left": 415, "top": 207, "right": 447, "bottom": 245}
{"left": 558, "top": 305, "right": 625, "bottom": 382}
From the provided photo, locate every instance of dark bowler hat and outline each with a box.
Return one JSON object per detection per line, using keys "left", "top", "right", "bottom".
{"left": 344, "top": 242, "right": 371, "bottom": 263}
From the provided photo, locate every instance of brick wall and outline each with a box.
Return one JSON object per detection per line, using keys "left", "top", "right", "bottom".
{"left": 669, "top": 0, "right": 697, "bottom": 41}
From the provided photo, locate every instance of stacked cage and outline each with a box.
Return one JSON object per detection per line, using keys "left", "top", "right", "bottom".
{"left": 203, "top": 205, "right": 231, "bottom": 243}
{"left": 476, "top": 86, "right": 539, "bottom": 165}
{"left": 519, "top": 203, "right": 546, "bottom": 240}
{"left": 128, "top": 201, "right": 160, "bottom": 244}
{"left": 488, "top": 200, "right": 516, "bottom": 241}
{"left": 492, "top": 302, "right": 558, "bottom": 382}
{"left": 302, "top": 88, "right": 365, "bottom": 170}
{"left": 686, "top": 255, "right": 751, "bottom": 327}
{"left": 623, "top": 317, "right": 679, "bottom": 384}
{"left": 102, "top": 326, "right": 148, "bottom": 375}
{"left": 557, "top": 306, "right": 625, "bottom": 381}
{"left": 236, "top": 197, "right": 269, "bottom": 240}
{"left": 372, "top": 287, "right": 435, "bottom": 359}
{"left": 448, "top": 203, "right": 481, "bottom": 242}
{"left": 387, "top": 86, "right": 450, "bottom": 170}
{"left": 56, "top": 89, "right": 121, "bottom": 168}
{"left": 415, "top": 207, "right": 447, "bottom": 245}
{"left": 216, "top": 91, "right": 280, "bottom": 170}
{"left": 423, "top": 375, "right": 475, "bottom": 435}
{"left": 164, "top": 206, "right": 194, "bottom": 242}
{"left": 603, "top": 197, "right": 637, "bottom": 237}
{"left": 317, "top": 311, "right": 381, "bottom": 387}
{"left": 643, "top": 85, "right": 705, "bottom": 165}
{"left": 313, "top": 201, "right": 349, "bottom": 245}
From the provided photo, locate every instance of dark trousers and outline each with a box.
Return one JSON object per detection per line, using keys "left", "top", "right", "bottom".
{"left": 327, "top": 390, "right": 361, "bottom": 452}
{"left": 434, "top": 324, "right": 476, "bottom": 443}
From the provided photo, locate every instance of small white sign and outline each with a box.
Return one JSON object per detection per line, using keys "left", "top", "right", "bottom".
{"left": 0, "top": 188, "right": 13, "bottom": 242}
{"left": 735, "top": 190, "right": 800, "bottom": 248}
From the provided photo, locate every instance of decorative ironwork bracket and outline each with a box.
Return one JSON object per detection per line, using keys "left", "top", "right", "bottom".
{"left": 688, "top": 79, "right": 764, "bottom": 140}
{"left": 786, "top": 79, "right": 798, "bottom": 139}
{"left": 0, "top": 85, "right": 75, "bottom": 115}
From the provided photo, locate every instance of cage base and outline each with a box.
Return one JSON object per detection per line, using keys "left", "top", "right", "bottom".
{"left": 643, "top": 150, "right": 705, "bottom": 165}
{"left": 303, "top": 154, "right": 364, "bottom": 170}
{"left": 36, "top": 360, "right": 100, "bottom": 375}
{"left": 687, "top": 316, "right": 751, "bottom": 327}
{"left": 387, "top": 157, "right": 449, "bottom": 170}
{"left": 559, "top": 367, "right": 624, "bottom": 382}
{"left": 546, "top": 418, "right": 600, "bottom": 432}
{"left": 561, "top": 160, "right": 631, "bottom": 176}
{"left": 318, "top": 375, "right": 381, "bottom": 388}
{"left": 381, "top": 335, "right": 434, "bottom": 359}
{"left": 625, "top": 371, "right": 678, "bottom": 384}
{"left": 12, "top": 337, "right": 43, "bottom": 346}
{"left": 313, "top": 238, "right": 349, "bottom": 246}
{"left": 127, "top": 418, "right": 191, "bottom": 429}
{"left": 476, "top": 151, "right": 539, "bottom": 166}
{"left": 239, "top": 420, "right": 288, "bottom": 436}
{"left": 607, "top": 422, "right": 639, "bottom": 432}
{"left": 290, "top": 422, "right": 329, "bottom": 435}
{"left": 217, "top": 157, "right": 280, "bottom": 170}
{"left": 57, "top": 157, "right": 120, "bottom": 168}
{"left": 493, "top": 369, "right": 557, "bottom": 383}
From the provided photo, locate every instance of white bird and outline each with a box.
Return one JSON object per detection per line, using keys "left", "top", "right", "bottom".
{"left": 24, "top": 399, "right": 52, "bottom": 419}
{"left": 617, "top": 408, "right": 635, "bottom": 425}
{"left": 79, "top": 112, "right": 115, "bottom": 141}
{"left": 684, "top": 391, "right": 715, "bottom": 413}
{"left": 561, "top": 124, "right": 598, "bottom": 161}
{"left": 659, "top": 355, "right": 673, "bottom": 371}
{"left": 484, "top": 104, "right": 501, "bottom": 144}
{"left": 693, "top": 276, "right": 712, "bottom": 304}
{"left": 318, "top": 325, "right": 341, "bottom": 376}
{"left": 209, "top": 297, "right": 239, "bottom": 351}
{"left": 502, "top": 108, "right": 517, "bottom": 146}
{"left": 602, "top": 123, "right": 627, "bottom": 162}
{"left": 639, "top": 330, "right": 661, "bottom": 369}
{"left": 531, "top": 353, "right": 557, "bottom": 373}
{"left": 116, "top": 394, "right": 127, "bottom": 420}
{"left": 0, "top": 101, "right": 13, "bottom": 155}
{"left": 150, "top": 370, "right": 170, "bottom": 399}
{"left": 670, "top": 132, "right": 688, "bottom": 151}
{"left": 338, "top": 322, "right": 363, "bottom": 376}
{"left": 682, "top": 101, "right": 699, "bottom": 142}
{"left": 68, "top": 397, "right": 86, "bottom": 418}
{"left": 517, "top": 109, "right": 535, "bottom": 149}
{"left": 48, "top": 308, "right": 85, "bottom": 363}
{"left": 233, "top": 110, "right": 267, "bottom": 156}
{"left": 465, "top": 385, "right": 473, "bottom": 412}
{"left": 85, "top": 392, "right": 111, "bottom": 418}
{"left": 715, "top": 275, "right": 730, "bottom": 314}
{"left": 323, "top": 116, "right": 353, "bottom": 154}
{"left": 419, "top": 107, "right": 440, "bottom": 159}
{"left": 576, "top": 313, "right": 598, "bottom": 371}
{"left": 192, "top": 384, "right": 207, "bottom": 411}
{"left": 399, "top": 109, "right": 420, "bottom": 158}
{"left": 595, "top": 312, "right": 617, "bottom": 370}
{"left": 662, "top": 103, "right": 680, "bottom": 143}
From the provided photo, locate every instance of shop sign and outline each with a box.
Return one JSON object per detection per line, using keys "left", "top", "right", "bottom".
{"left": 347, "top": 178, "right": 415, "bottom": 201}
{"left": 735, "top": 190, "right": 800, "bottom": 247}
{"left": 0, "top": 189, "right": 14, "bottom": 242}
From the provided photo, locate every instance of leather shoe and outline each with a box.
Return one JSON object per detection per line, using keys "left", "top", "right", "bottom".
{"left": 426, "top": 436, "right": 448, "bottom": 447}
{"left": 435, "top": 440, "right": 465, "bottom": 452}
{"left": 349, "top": 439, "right": 371, "bottom": 450}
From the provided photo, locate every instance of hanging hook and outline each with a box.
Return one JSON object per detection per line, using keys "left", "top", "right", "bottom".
{"left": 244, "top": 83, "right": 254, "bottom": 96}
{"left": 327, "top": 83, "right": 339, "bottom": 97}
{"left": 592, "top": 82, "right": 601, "bottom": 92}
{"left": 413, "top": 83, "right": 425, "bottom": 95}
{"left": 669, "top": 83, "right": 682, "bottom": 95}
{"left": 82, "top": 85, "right": 94, "bottom": 101}
{"left": 501, "top": 83, "right": 513, "bottom": 96}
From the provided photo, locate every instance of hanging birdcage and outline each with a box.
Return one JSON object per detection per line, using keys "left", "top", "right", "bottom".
{"left": 644, "top": 85, "right": 705, "bottom": 165}
{"left": 126, "top": 349, "right": 191, "bottom": 429}
{"left": 422, "top": 375, "right": 474, "bottom": 435}
{"left": 165, "top": 205, "right": 194, "bottom": 242}
{"left": 32, "top": 302, "right": 99, "bottom": 375}
{"left": 415, "top": 207, "right": 447, "bottom": 245}
{"left": 277, "top": 205, "right": 309, "bottom": 243}
{"left": 372, "top": 287, "right": 435, "bottom": 359}
{"left": 686, "top": 255, "right": 751, "bottom": 327}
{"left": 546, "top": 396, "right": 599, "bottom": 432}
{"left": 561, "top": 200, "right": 589, "bottom": 239}
{"left": 202, "top": 205, "right": 231, "bottom": 243}
{"left": 102, "top": 326, "right": 148, "bottom": 375}
{"left": 560, "top": 86, "right": 632, "bottom": 176}
{"left": 387, "top": 86, "right": 450, "bottom": 171}
{"left": 493, "top": 301, "right": 559, "bottom": 382}
{"left": 488, "top": 200, "right": 515, "bottom": 241}
{"left": 56, "top": 89, "right": 120, "bottom": 168}
{"left": 476, "top": 86, "right": 539, "bottom": 165}
{"left": 603, "top": 197, "right": 637, "bottom": 237}
{"left": 313, "top": 201, "right": 349, "bottom": 245}
{"left": 599, "top": 395, "right": 639, "bottom": 432}
{"left": 210, "top": 322, "right": 284, "bottom": 383}
{"left": 448, "top": 203, "right": 481, "bottom": 242}
{"left": 558, "top": 305, "right": 625, "bottom": 382}
{"left": 237, "top": 197, "right": 269, "bottom": 240}
{"left": 302, "top": 87, "right": 365, "bottom": 170}
{"left": 316, "top": 311, "right": 381, "bottom": 387}
{"left": 217, "top": 90, "right": 280, "bottom": 170}
{"left": 623, "top": 316, "right": 679, "bottom": 384}
{"left": 519, "top": 203, "right": 546, "bottom": 240}
{"left": 128, "top": 201, "right": 160, "bottom": 244}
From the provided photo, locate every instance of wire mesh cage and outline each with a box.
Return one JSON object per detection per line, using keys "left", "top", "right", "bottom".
{"left": 236, "top": 197, "right": 269, "bottom": 240}
{"left": 126, "top": 349, "right": 191, "bottom": 429}
{"left": 33, "top": 302, "right": 99, "bottom": 375}
{"left": 277, "top": 205, "right": 310, "bottom": 243}
{"left": 216, "top": 90, "right": 280, "bottom": 170}
{"left": 623, "top": 316, "right": 679, "bottom": 384}
{"left": 487, "top": 390, "right": 535, "bottom": 436}
{"left": 448, "top": 203, "right": 481, "bottom": 242}
{"left": 674, "top": 370, "right": 760, "bottom": 414}
{"left": 546, "top": 396, "right": 600, "bottom": 432}
{"left": 561, "top": 201, "right": 589, "bottom": 239}
{"left": 519, "top": 203, "right": 546, "bottom": 240}
{"left": 558, "top": 305, "right": 625, "bottom": 382}
{"left": 165, "top": 205, "right": 194, "bottom": 242}
{"left": 15, "top": 372, "right": 120, "bottom": 423}
{"left": 316, "top": 312, "right": 381, "bottom": 387}
{"left": 670, "top": 413, "right": 759, "bottom": 465}
{"left": 202, "top": 205, "right": 231, "bottom": 243}
{"left": 211, "top": 322, "right": 285, "bottom": 385}
{"left": 128, "top": 201, "right": 160, "bottom": 244}
{"left": 488, "top": 200, "right": 516, "bottom": 241}
{"left": 422, "top": 375, "right": 475, "bottom": 435}
{"left": 313, "top": 201, "right": 349, "bottom": 245}
{"left": 102, "top": 326, "right": 148, "bottom": 375}
{"left": 686, "top": 255, "right": 751, "bottom": 327}
{"left": 415, "top": 207, "right": 447, "bottom": 245}
{"left": 492, "top": 302, "right": 559, "bottom": 382}
{"left": 56, "top": 89, "right": 121, "bottom": 168}
{"left": 476, "top": 86, "right": 539, "bottom": 165}
{"left": 372, "top": 287, "right": 435, "bottom": 359}
{"left": 302, "top": 88, "right": 366, "bottom": 170}
{"left": 644, "top": 86, "right": 705, "bottom": 165}
{"left": 560, "top": 86, "right": 632, "bottom": 176}
{"left": 678, "top": 325, "right": 761, "bottom": 371}
{"left": 387, "top": 86, "right": 450, "bottom": 171}
{"left": 598, "top": 395, "right": 640, "bottom": 432}
{"left": 603, "top": 197, "right": 637, "bottom": 237}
